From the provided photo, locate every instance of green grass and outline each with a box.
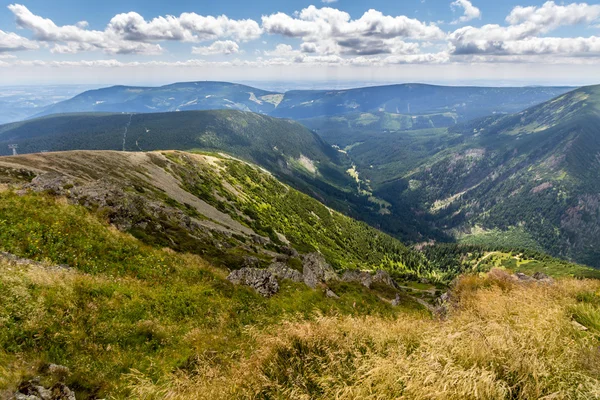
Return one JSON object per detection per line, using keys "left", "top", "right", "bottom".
{"left": 0, "top": 191, "right": 411, "bottom": 398}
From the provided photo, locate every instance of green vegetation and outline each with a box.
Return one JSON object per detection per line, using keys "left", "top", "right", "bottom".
{"left": 0, "top": 191, "right": 410, "bottom": 398}
{"left": 127, "top": 271, "right": 600, "bottom": 399}
{"left": 0, "top": 149, "right": 598, "bottom": 399}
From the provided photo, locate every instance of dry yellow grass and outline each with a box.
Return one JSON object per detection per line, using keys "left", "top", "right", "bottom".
{"left": 126, "top": 269, "right": 600, "bottom": 400}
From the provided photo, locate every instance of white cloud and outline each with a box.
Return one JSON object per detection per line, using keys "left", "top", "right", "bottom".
{"left": 0, "top": 29, "right": 39, "bottom": 52}
{"left": 506, "top": 1, "right": 600, "bottom": 28}
{"left": 449, "top": 1, "right": 600, "bottom": 57}
{"left": 451, "top": 0, "right": 481, "bottom": 24}
{"left": 7, "top": 4, "right": 261, "bottom": 55}
{"left": 262, "top": 6, "right": 443, "bottom": 56}
{"left": 192, "top": 40, "right": 240, "bottom": 55}
{"left": 8, "top": 4, "right": 163, "bottom": 54}
{"left": 108, "top": 12, "right": 262, "bottom": 42}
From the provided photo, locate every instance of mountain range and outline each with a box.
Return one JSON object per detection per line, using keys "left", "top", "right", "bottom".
{"left": 30, "top": 81, "right": 572, "bottom": 122}
{"left": 1, "top": 81, "right": 600, "bottom": 399}
{"left": 1, "top": 82, "right": 599, "bottom": 269}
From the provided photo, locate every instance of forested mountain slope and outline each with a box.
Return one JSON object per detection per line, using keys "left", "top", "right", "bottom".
{"left": 367, "top": 85, "right": 600, "bottom": 266}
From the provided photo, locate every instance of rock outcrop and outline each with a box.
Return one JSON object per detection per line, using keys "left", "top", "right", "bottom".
{"left": 227, "top": 268, "right": 279, "bottom": 297}
{"left": 267, "top": 262, "right": 303, "bottom": 283}
{"left": 341, "top": 270, "right": 373, "bottom": 288}
{"left": 341, "top": 269, "right": 398, "bottom": 289}
{"left": 301, "top": 253, "right": 338, "bottom": 289}
{"left": 14, "top": 377, "right": 76, "bottom": 400}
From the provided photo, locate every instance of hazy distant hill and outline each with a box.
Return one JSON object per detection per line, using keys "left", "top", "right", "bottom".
{"left": 30, "top": 81, "right": 572, "bottom": 122}
{"left": 34, "top": 81, "right": 282, "bottom": 118}
{"left": 270, "top": 84, "right": 573, "bottom": 120}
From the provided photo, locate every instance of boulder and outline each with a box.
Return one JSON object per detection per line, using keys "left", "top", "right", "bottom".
{"left": 372, "top": 270, "right": 399, "bottom": 289}
{"left": 532, "top": 271, "right": 554, "bottom": 284}
{"left": 341, "top": 270, "right": 373, "bottom": 288}
{"left": 391, "top": 294, "right": 401, "bottom": 307}
{"left": 267, "top": 262, "right": 303, "bottom": 283}
{"left": 302, "top": 253, "right": 338, "bottom": 289}
{"left": 325, "top": 289, "right": 340, "bottom": 299}
{"left": 227, "top": 268, "right": 279, "bottom": 297}
{"left": 515, "top": 272, "right": 534, "bottom": 282}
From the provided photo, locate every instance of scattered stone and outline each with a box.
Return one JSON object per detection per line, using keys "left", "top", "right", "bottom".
{"left": 572, "top": 320, "right": 588, "bottom": 331}
{"left": 15, "top": 378, "right": 51, "bottom": 400}
{"left": 438, "top": 292, "right": 450, "bottom": 304}
{"left": 227, "top": 268, "right": 279, "bottom": 297}
{"left": 49, "top": 383, "right": 76, "bottom": 400}
{"left": 13, "top": 377, "right": 76, "bottom": 400}
{"left": 267, "top": 262, "right": 303, "bottom": 283}
{"left": 341, "top": 270, "right": 373, "bottom": 288}
{"left": 325, "top": 289, "right": 340, "bottom": 299}
{"left": 391, "top": 294, "right": 401, "bottom": 306}
{"left": 301, "top": 253, "right": 338, "bottom": 289}
{"left": 45, "top": 364, "right": 70, "bottom": 382}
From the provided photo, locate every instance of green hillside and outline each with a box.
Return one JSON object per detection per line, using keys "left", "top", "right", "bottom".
{"left": 361, "top": 85, "right": 600, "bottom": 267}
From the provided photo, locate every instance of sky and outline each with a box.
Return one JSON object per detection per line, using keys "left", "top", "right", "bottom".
{"left": 0, "top": 0, "right": 599, "bottom": 87}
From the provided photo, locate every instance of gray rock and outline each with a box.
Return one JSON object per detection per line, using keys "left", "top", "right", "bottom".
{"left": 267, "top": 262, "right": 303, "bottom": 283}
{"left": 280, "top": 246, "right": 299, "bottom": 258}
{"left": 241, "top": 256, "right": 260, "bottom": 268}
{"left": 341, "top": 269, "right": 399, "bottom": 290}
{"left": 325, "top": 289, "right": 340, "bottom": 299}
{"left": 49, "top": 383, "right": 76, "bottom": 400}
{"left": 341, "top": 270, "right": 373, "bottom": 288}
{"left": 46, "top": 364, "right": 70, "bottom": 381}
{"left": 15, "top": 379, "right": 52, "bottom": 400}
{"left": 372, "top": 270, "right": 399, "bottom": 289}
{"left": 391, "top": 294, "right": 401, "bottom": 306}
{"left": 532, "top": 271, "right": 554, "bottom": 283}
{"left": 515, "top": 272, "right": 534, "bottom": 282}
{"left": 302, "top": 253, "right": 338, "bottom": 289}
{"left": 227, "top": 268, "right": 279, "bottom": 297}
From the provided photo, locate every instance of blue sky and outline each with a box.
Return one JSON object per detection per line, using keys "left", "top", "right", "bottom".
{"left": 0, "top": 0, "right": 599, "bottom": 86}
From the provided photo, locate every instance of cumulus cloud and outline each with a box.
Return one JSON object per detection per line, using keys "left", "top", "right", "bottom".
{"left": 7, "top": 4, "right": 260, "bottom": 55}
{"left": 107, "top": 12, "right": 261, "bottom": 42}
{"left": 506, "top": 1, "right": 600, "bottom": 28}
{"left": 4, "top": 1, "right": 600, "bottom": 67}
{"left": 451, "top": 0, "right": 481, "bottom": 24}
{"left": 8, "top": 4, "right": 163, "bottom": 54}
{"left": 449, "top": 1, "right": 600, "bottom": 57}
{"left": 0, "top": 29, "right": 39, "bottom": 52}
{"left": 262, "top": 6, "right": 443, "bottom": 56}
{"left": 192, "top": 40, "right": 240, "bottom": 55}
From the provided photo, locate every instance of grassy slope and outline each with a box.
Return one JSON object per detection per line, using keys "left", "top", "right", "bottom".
{"left": 0, "top": 167, "right": 598, "bottom": 399}
{"left": 0, "top": 192, "right": 417, "bottom": 398}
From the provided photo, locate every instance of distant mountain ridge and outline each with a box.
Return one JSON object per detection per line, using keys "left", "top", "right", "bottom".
{"left": 31, "top": 81, "right": 573, "bottom": 122}
{"left": 35, "top": 81, "right": 281, "bottom": 118}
